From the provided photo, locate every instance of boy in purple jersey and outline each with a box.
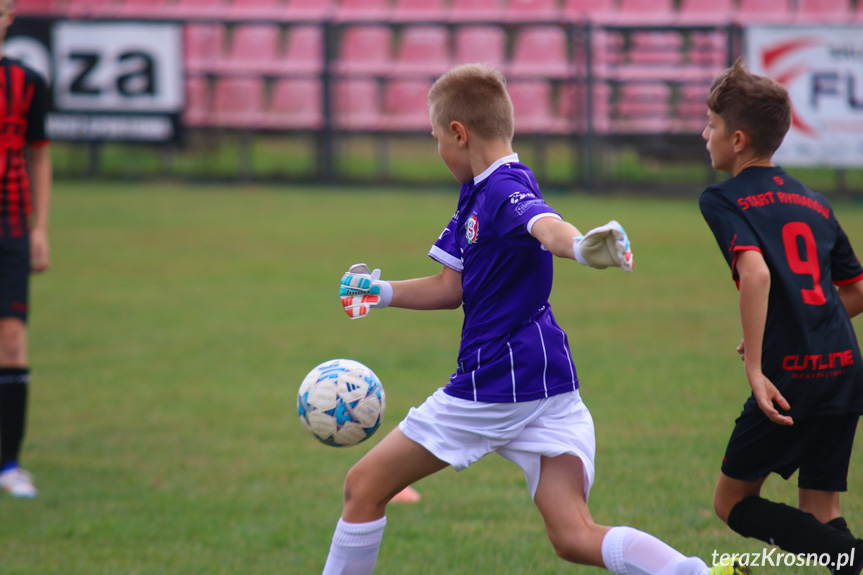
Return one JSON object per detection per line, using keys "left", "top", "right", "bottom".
{"left": 323, "top": 63, "right": 741, "bottom": 575}
{"left": 700, "top": 59, "right": 863, "bottom": 572}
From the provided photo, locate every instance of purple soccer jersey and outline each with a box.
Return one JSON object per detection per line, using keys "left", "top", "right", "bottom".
{"left": 430, "top": 154, "right": 579, "bottom": 403}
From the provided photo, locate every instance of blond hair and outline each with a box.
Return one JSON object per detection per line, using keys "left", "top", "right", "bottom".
{"left": 707, "top": 58, "right": 792, "bottom": 157}
{"left": 428, "top": 63, "right": 514, "bottom": 141}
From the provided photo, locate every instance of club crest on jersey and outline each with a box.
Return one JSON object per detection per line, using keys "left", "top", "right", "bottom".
{"left": 465, "top": 213, "right": 479, "bottom": 244}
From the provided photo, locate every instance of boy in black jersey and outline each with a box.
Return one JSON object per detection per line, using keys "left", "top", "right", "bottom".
{"left": 700, "top": 59, "right": 863, "bottom": 571}
{"left": 0, "top": 0, "right": 52, "bottom": 498}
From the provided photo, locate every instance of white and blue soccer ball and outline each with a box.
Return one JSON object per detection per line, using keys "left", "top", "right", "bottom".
{"left": 298, "top": 359, "right": 386, "bottom": 447}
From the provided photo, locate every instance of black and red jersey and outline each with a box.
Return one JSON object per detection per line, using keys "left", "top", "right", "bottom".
{"left": 0, "top": 57, "right": 49, "bottom": 238}
{"left": 701, "top": 166, "right": 863, "bottom": 418}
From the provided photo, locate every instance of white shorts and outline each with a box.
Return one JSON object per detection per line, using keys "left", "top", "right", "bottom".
{"left": 399, "top": 389, "right": 596, "bottom": 500}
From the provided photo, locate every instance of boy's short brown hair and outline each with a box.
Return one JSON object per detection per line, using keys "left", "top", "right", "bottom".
{"left": 428, "top": 63, "right": 514, "bottom": 142}
{"left": 707, "top": 59, "right": 792, "bottom": 157}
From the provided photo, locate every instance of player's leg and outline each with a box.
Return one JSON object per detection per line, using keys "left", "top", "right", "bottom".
{"left": 799, "top": 489, "right": 842, "bottom": 524}
{"left": 536, "top": 454, "right": 711, "bottom": 575}
{"left": 322, "top": 428, "right": 448, "bottom": 575}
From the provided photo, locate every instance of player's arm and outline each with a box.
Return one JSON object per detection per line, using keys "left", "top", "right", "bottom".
{"left": 736, "top": 249, "right": 793, "bottom": 425}
{"left": 340, "top": 263, "right": 461, "bottom": 319}
{"left": 838, "top": 280, "right": 863, "bottom": 319}
{"left": 27, "top": 143, "right": 52, "bottom": 273}
{"left": 530, "top": 216, "right": 633, "bottom": 272}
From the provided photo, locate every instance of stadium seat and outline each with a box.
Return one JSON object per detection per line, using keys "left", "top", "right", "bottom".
{"left": 332, "top": 25, "right": 393, "bottom": 76}
{"left": 561, "top": 0, "right": 616, "bottom": 22}
{"left": 676, "top": 0, "right": 733, "bottom": 24}
{"left": 283, "top": 25, "right": 325, "bottom": 75}
{"left": 227, "top": 0, "right": 288, "bottom": 20}
{"left": 221, "top": 24, "right": 282, "bottom": 74}
{"left": 734, "top": 0, "right": 793, "bottom": 24}
{"left": 795, "top": 0, "right": 850, "bottom": 23}
{"left": 616, "top": 31, "right": 684, "bottom": 80}
{"left": 503, "top": 0, "right": 560, "bottom": 21}
{"left": 185, "top": 23, "right": 226, "bottom": 74}
{"left": 266, "top": 78, "right": 323, "bottom": 130}
{"left": 614, "top": 0, "right": 675, "bottom": 23}
{"left": 448, "top": 0, "right": 504, "bottom": 22}
{"left": 508, "top": 80, "right": 568, "bottom": 134}
{"left": 589, "top": 29, "right": 626, "bottom": 79}
{"left": 65, "top": 0, "right": 114, "bottom": 18}
{"left": 335, "top": 0, "right": 391, "bottom": 21}
{"left": 283, "top": 0, "right": 335, "bottom": 20}
{"left": 392, "top": 0, "right": 447, "bottom": 21}
{"left": 614, "top": 82, "right": 672, "bottom": 134}
{"left": 212, "top": 77, "right": 266, "bottom": 128}
{"left": 184, "top": 77, "right": 212, "bottom": 127}
{"left": 559, "top": 81, "right": 612, "bottom": 134}
{"left": 392, "top": 26, "right": 452, "bottom": 76}
{"left": 15, "top": 0, "right": 62, "bottom": 16}
{"left": 332, "top": 78, "right": 383, "bottom": 131}
{"left": 114, "top": 0, "right": 171, "bottom": 18}
{"left": 454, "top": 25, "right": 507, "bottom": 69}
{"left": 169, "top": 0, "right": 231, "bottom": 19}
{"left": 508, "top": 26, "right": 570, "bottom": 79}
{"left": 674, "top": 81, "right": 711, "bottom": 133}
{"left": 687, "top": 30, "right": 729, "bottom": 73}
{"left": 382, "top": 78, "right": 433, "bottom": 131}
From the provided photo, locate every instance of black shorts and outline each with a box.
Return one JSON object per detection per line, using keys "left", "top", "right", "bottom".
{"left": 0, "top": 235, "right": 30, "bottom": 322}
{"left": 721, "top": 409, "right": 859, "bottom": 491}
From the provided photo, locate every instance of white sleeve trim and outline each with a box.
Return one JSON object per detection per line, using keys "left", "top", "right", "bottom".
{"left": 429, "top": 245, "right": 464, "bottom": 272}
{"left": 527, "top": 212, "right": 562, "bottom": 237}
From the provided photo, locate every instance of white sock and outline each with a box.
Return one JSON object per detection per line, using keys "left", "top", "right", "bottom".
{"left": 321, "top": 517, "right": 387, "bottom": 575}
{"left": 601, "top": 526, "right": 709, "bottom": 575}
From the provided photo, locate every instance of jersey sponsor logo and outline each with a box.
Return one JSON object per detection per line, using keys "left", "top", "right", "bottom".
{"left": 516, "top": 199, "right": 545, "bottom": 216}
{"left": 783, "top": 349, "right": 854, "bottom": 378}
{"left": 737, "top": 190, "right": 830, "bottom": 219}
{"left": 465, "top": 213, "right": 479, "bottom": 244}
{"left": 508, "top": 190, "right": 536, "bottom": 204}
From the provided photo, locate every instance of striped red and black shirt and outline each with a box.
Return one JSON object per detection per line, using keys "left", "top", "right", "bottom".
{"left": 0, "top": 57, "right": 49, "bottom": 238}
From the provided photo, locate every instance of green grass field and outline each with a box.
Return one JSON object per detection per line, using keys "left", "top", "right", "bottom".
{"left": 0, "top": 181, "right": 861, "bottom": 574}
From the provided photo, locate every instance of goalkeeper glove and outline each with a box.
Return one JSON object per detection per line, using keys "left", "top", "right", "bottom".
{"left": 339, "top": 263, "right": 393, "bottom": 319}
{"left": 571, "top": 220, "right": 634, "bottom": 272}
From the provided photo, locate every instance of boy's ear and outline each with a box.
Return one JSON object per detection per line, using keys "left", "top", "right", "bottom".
{"left": 450, "top": 121, "right": 468, "bottom": 147}
{"left": 732, "top": 129, "right": 749, "bottom": 154}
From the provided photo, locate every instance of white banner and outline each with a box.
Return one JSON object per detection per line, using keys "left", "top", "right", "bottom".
{"left": 52, "top": 21, "right": 183, "bottom": 113}
{"left": 745, "top": 26, "right": 863, "bottom": 167}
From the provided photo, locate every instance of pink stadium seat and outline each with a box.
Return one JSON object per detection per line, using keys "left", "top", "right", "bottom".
{"left": 590, "top": 29, "right": 626, "bottom": 78}
{"left": 857, "top": 0, "right": 863, "bottom": 22}
{"left": 283, "top": 0, "right": 335, "bottom": 20}
{"left": 184, "top": 23, "right": 226, "bottom": 73}
{"left": 508, "top": 80, "right": 568, "bottom": 134}
{"left": 454, "top": 25, "right": 507, "bottom": 69}
{"left": 508, "top": 26, "right": 570, "bottom": 79}
{"left": 227, "top": 0, "right": 287, "bottom": 20}
{"left": 335, "top": 0, "right": 390, "bottom": 21}
{"left": 392, "top": 26, "right": 452, "bottom": 76}
{"left": 169, "top": 0, "right": 231, "bottom": 19}
{"left": 562, "top": 0, "right": 616, "bottom": 22}
{"left": 383, "top": 78, "right": 433, "bottom": 131}
{"left": 283, "top": 25, "right": 325, "bottom": 75}
{"left": 392, "top": 0, "right": 447, "bottom": 21}
{"left": 222, "top": 24, "right": 282, "bottom": 74}
{"left": 616, "top": 31, "right": 684, "bottom": 80}
{"left": 687, "top": 30, "right": 729, "bottom": 72}
{"left": 734, "top": 0, "right": 793, "bottom": 24}
{"left": 676, "top": 0, "right": 733, "bottom": 24}
{"left": 114, "top": 0, "right": 171, "bottom": 18}
{"left": 614, "top": 82, "right": 671, "bottom": 134}
{"left": 333, "top": 25, "right": 393, "bottom": 76}
{"left": 674, "top": 81, "right": 711, "bottom": 133}
{"left": 332, "top": 79, "right": 383, "bottom": 131}
{"left": 559, "top": 82, "right": 612, "bottom": 134}
{"left": 184, "top": 77, "right": 212, "bottom": 127}
{"left": 615, "top": 0, "right": 675, "bottom": 23}
{"left": 212, "top": 77, "right": 266, "bottom": 128}
{"left": 14, "top": 0, "right": 62, "bottom": 15}
{"left": 448, "top": 0, "right": 504, "bottom": 22}
{"left": 266, "top": 78, "right": 323, "bottom": 130}
{"left": 65, "top": 0, "right": 114, "bottom": 18}
{"left": 795, "top": 0, "right": 850, "bottom": 23}
{"left": 503, "top": 0, "right": 560, "bottom": 21}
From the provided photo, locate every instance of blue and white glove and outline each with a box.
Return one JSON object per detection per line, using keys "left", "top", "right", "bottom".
{"left": 339, "top": 263, "right": 393, "bottom": 319}
{"left": 572, "top": 220, "right": 634, "bottom": 272}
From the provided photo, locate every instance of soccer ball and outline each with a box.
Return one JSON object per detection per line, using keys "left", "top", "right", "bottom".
{"left": 297, "top": 359, "right": 386, "bottom": 447}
